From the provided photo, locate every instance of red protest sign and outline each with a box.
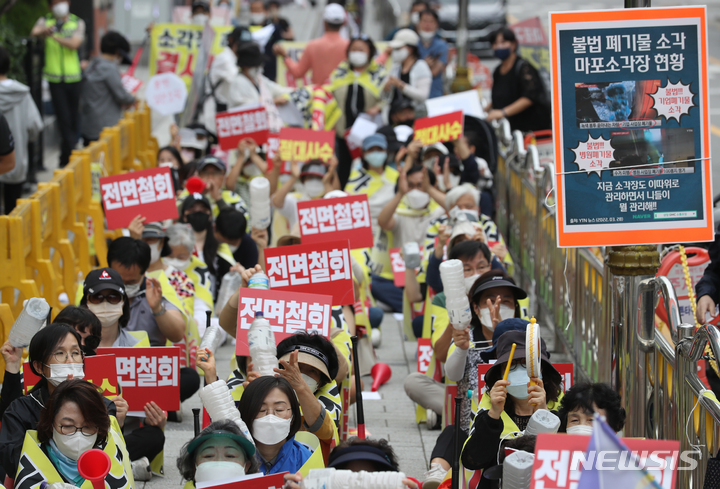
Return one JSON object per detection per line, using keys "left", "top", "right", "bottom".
{"left": 235, "top": 288, "right": 333, "bottom": 357}
{"left": 477, "top": 362, "right": 574, "bottom": 398}
{"left": 216, "top": 105, "right": 270, "bottom": 150}
{"left": 279, "top": 127, "right": 335, "bottom": 163}
{"left": 417, "top": 338, "right": 433, "bottom": 374}
{"left": 298, "top": 194, "right": 373, "bottom": 249}
{"left": 121, "top": 74, "right": 143, "bottom": 94}
{"left": 22, "top": 355, "right": 119, "bottom": 398}
{"left": 531, "top": 434, "right": 679, "bottom": 489}
{"left": 413, "top": 110, "right": 464, "bottom": 146}
{"left": 96, "top": 346, "right": 181, "bottom": 412}
{"left": 264, "top": 239, "right": 355, "bottom": 305}
{"left": 196, "top": 472, "right": 287, "bottom": 489}
{"left": 389, "top": 248, "right": 405, "bottom": 287}
{"left": 100, "top": 166, "right": 178, "bottom": 230}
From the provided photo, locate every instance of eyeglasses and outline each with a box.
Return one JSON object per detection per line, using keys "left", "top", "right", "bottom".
{"left": 88, "top": 292, "right": 123, "bottom": 305}
{"left": 56, "top": 424, "right": 98, "bottom": 436}
{"left": 258, "top": 406, "right": 289, "bottom": 417}
{"left": 52, "top": 350, "right": 84, "bottom": 363}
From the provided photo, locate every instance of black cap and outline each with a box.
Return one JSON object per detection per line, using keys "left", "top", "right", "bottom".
{"left": 328, "top": 445, "right": 397, "bottom": 471}
{"left": 390, "top": 96, "right": 414, "bottom": 115}
{"left": 192, "top": 0, "right": 210, "bottom": 11}
{"left": 180, "top": 193, "right": 212, "bottom": 215}
{"left": 236, "top": 42, "right": 264, "bottom": 68}
{"left": 485, "top": 330, "right": 556, "bottom": 381}
{"left": 83, "top": 268, "right": 125, "bottom": 297}
{"left": 141, "top": 222, "right": 166, "bottom": 239}
{"left": 480, "top": 318, "right": 530, "bottom": 362}
{"left": 197, "top": 155, "right": 226, "bottom": 173}
{"left": 227, "top": 26, "right": 253, "bottom": 45}
{"left": 471, "top": 273, "right": 527, "bottom": 302}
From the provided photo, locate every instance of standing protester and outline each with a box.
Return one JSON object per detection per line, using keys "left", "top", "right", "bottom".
{"left": 79, "top": 31, "right": 135, "bottom": 146}
{"left": 272, "top": 3, "right": 349, "bottom": 85}
{"left": 0, "top": 47, "right": 41, "bottom": 213}
{"left": 384, "top": 0, "right": 430, "bottom": 41}
{"left": 248, "top": 0, "right": 293, "bottom": 82}
{"left": 30, "top": 0, "right": 85, "bottom": 168}
{"left": 385, "top": 29, "right": 432, "bottom": 112}
{"left": 415, "top": 10, "right": 448, "bottom": 99}
{"left": 192, "top": 0, "right": 212, "bottom": 25}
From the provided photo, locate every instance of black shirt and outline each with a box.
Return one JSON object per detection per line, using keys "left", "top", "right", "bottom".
{"left": 261, "top": 18, "right": 292, "bottom": 82}
{"left": 0, "top": 114, "right": 15, "bottom": 156}
{"left": 491, "top": 57, "right": 551, "bottom": 133}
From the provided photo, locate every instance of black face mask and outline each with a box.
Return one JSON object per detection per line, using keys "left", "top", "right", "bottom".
{"left": 186, "top": 211, "right": 211, "bottom": 232}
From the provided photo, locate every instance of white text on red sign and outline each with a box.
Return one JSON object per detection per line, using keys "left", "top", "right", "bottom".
{"left": 267, "top": 248, "right": 351, "bottom": 287}
{"left": 299, "top": 200, "right": 371, "bottom": 235}
{"left": 101, "top": 173, "right": 174, "bottom": 210}
{"left": 116, "top": 355, "right": 179, "bottom": 388}
{"left": 239, "top": 297, "right": 331, "bottom": 337}
{"left": 217, "top": 109, "right": 269, "bottom": 139}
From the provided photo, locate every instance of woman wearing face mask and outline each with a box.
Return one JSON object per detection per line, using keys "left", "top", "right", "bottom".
{"left": 157, "top": 146, "right": 185, "bottom": 196}
{"left": 0, "top": 324, "right": 120, "bottom": 478}
{"left": 238, "top": 377, "right": 316, "bottom": 475}
{"left": 558, "top": 382, "right": 626, "bottom": 436}
{"left": 177, "top": 420, "right": 259, "bottom": 486}
{"left": 14, "top": 379, "right": 132, "bottom": 489}
{"left": 227, "top": 42, "right": 292, "bottom": 133}
{"left": 383, "top": 29, "right": 431, "bottom": 113}
{"left": 484, "top": 27, "right": 551, "bottom": 133}
{"left": 461, "top": 329, "right": 563, "bottom": 487}
{"left": 326, "top": 35, "right": 387, "bottom": 188}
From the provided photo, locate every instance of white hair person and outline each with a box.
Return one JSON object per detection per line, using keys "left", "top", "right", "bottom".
{"left": 163, "top": 223, "right": 196, "bottom": 271}
{"left": 446, "top": 183, "right": 481, "bottom": 215}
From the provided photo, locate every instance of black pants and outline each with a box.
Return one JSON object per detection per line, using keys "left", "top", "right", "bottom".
{"left": 181, "top": 366, "right": 201, "bottom": 402}
{"left": 431, "top": 424, "right": 469, "bottom": 464}
{"left": 335, "top": 135, "right": 352, "bottom": 189}
{"left": 125, "top": 425, "right": 165, "bottom": 462}
{"left": 2, "top": 182, "right": 24, "bottom": 214}
{"left": 48, "top": 81, "right": 81, "bottom": 168}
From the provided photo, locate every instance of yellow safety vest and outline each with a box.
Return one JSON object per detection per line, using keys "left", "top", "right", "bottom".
{"left": 43, "top": 15, "right": 82, "bottom": 83}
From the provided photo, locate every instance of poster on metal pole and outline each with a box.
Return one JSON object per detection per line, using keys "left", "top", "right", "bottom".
{"left": 550, "top": 7, "right": 712, "bottom": 247}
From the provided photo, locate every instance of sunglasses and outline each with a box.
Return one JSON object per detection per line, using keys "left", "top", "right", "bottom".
{"left": 88, "top": 292, "right": 123, "bottom": 305}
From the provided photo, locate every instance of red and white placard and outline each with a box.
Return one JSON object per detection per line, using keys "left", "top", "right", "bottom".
{"left": 235, "top": 288, "right": 333, "bottom": 357}
{"left": 297, "top": 194, "right": 373, "bottom": 249}
{"left": 389, "top": 248, "right": 405, "bottom": 287}
{"left": 216, "top": 105, "right": 269, "bottom": 150}
{"left": 264, "top": 239, "right": 355, "bottom": 305}
{"left": 100, "top": 166, "right": 178, "bottom": 229}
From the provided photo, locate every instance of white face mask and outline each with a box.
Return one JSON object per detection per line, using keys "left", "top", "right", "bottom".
{"left": 506, "top": 365, "right": 530, "bottom": 399}
{"left": 566, "top": 424, "right": 594, "bottom": 436}
{"left": 478, "top": 305, "right": 515, "bottom": 330}
{"left": 181, "top": 149, "right": 196, "bottom": 164}
{"left": 193, "top": 14, "right": 210, "bottom": 25}
{"left": 247, "top": 67, "right": 261, "bottom": 81}
{"left": 150, "top": 243, "right": 162, "bottom": 264}
{"left": 252, "top": 414, "right": 292, "bottom": 445}
{"left": 302, "top": 373, "right": 319, "bottom": 393}
{"left": 410, "top": 11, "right": 420, "bottom": 25}
{"left": 348, "top": 51, "right": 369, "bottom": 68}
{"left": 164, "top": 257, "right": 191, "bottom": 271}
{"left": 53, "top": 429, "right": 97, "bottom": 461}
{"left": 124, "top": 282, "right": 141, "bottom": 298}
{"left": 304, "top": 179, "right": 325, "bottom": 198}
{"left": 228, "top": 243, "right": 240, "bottom": 254}
{"left": 464, "top": 274, "right": 481, "bottom": 294}
{"left": 419, "top": 30, "right": 436, "bottom": 43}
{"left": 45, "top": 363, "right": 85, "bottom": 386}
{"left": 243, "top": 163, "right": 262, "bottom": 177}
{"left": 422, "top": 157, "right": 436, "bottom": 170}
{"left": 250, "top": 12, "right": 266, "bottom": 24}
{"left": 364, "top": 151, "right": 387, "bottom": 168}
{"left": 195, "top": 461, "right": 246, "bottom": 483}
{"left": 405, "top": 189, "right": 430, "bottom": 210}
{"left": 52, "top": 1, "right": 69, "bottom": 18}
{"left": 392, "top": 48, "right": 409, "bottom": 63}
{"left": 87, "top": 301, "right": 124, "bottom": 328}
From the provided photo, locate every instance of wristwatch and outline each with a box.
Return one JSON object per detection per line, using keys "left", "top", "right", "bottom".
{"left": 152, "top": 303, "right": 167, "bottom": 317}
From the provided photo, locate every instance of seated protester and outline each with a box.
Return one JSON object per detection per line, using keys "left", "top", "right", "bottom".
{"left": 179, "top": 193, "right": 236, "bottom": 296}
{"left": 480, "top": 434, "right": 537, "bottom": 488}
{"left": 344, "top": 133, "right": 399, "bottom": 237}
{"left": 0, "top": 340, "right": 26, "bottom": 422}
{"left": 226, "top": 138, "right": 269, "bottom": 203}
{"left": 15, "top": 379, "right": 133, "bottom": 489}
{"left": 461, "top": 330, "right": 563, "bottom": 483}
{"left": 215, "top": 208, "right": 259, "bottom": 274}
{"left": 193, "top": 154, "right": 250, "bottom": 218}
{"left": 372, "top": 164, "right": 446, "bottom": 312}
{"left": 238, "top": 376, "right": 315, "bottom": 475}
{"left": 0, "top": 325, "right": 120, "bottom": 478}
{"left": 53, "top": 306, "right": 102, "bottom": 354}
{"left": 558, "top": 382, "right": 626, "bottom": 435}
{"left": 177, "top": 420, "right": 259, "bottom": 487}
{"left": 157, "top": 145, "right": 185, "bottom": 196}
{"left": 273, "top": 333, "right": 343, "bottom": 464}
{"left": 272, "top": 157, "right": 341, "bottom": 230}
{"left": 454, "top": 132, "right": 494, "bottom": 212}
{"left": 179, "top": 124, "right": 211, "bottom": 164}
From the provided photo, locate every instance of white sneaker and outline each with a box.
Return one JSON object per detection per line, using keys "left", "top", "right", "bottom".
{"left": 371, "top": 328, "right": 382, "bottom": 348}
{"left": 426, "top": 408, "right": 438, "bottom": 430}
{"left": 131, "top": 456, "right": 152, "bottom": 481}
{"left": 423, "top": 462, "right": 449, "bottom": 489}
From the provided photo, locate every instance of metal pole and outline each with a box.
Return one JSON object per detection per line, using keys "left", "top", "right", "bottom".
{"left": 625, "top": 0, "right": 651, "bottom": 7}
{"left": 451, "top": 394, "right": 463, "bottom": 489}
{"left": 450, "top": 0, "right": 472, "bottom": 93}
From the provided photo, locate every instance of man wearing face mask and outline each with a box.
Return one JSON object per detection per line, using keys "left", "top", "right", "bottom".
{"left": 373, "top": 164, "right": 446, "bottom": 312}
{"left": 30, "top": 0, "right": 85, "bottom": 168}
{"left": 80, "top": 31, "right": 135, "bottom": 146}
{"left": 415, "top": 9, "right": 448, "bottom": 99}
{"left": 180, "top": 155, "right": 250, "bottom": 222}
{"left": 192, "top": 0, "right": 212, "bottom": 25}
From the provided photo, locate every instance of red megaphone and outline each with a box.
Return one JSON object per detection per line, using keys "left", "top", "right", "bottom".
{"left": 78, "top": 449, "right": 111, "bottom": 489}
{"left": 370, "top": 362, "right": 392, "bottom": 392}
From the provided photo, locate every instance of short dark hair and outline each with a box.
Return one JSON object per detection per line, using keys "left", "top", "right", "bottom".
{"left": 268, "top": 0, "right": 280, "bottom": 8}
{"left": 107, "top": 237, "right": 151, "bottom": 274}
{"left": 347, "top": 36, "right": 377, "bottom": 62}
{"left": 54, "top": 306, "right": 103, "bottom": 352}
{"left": 330, "top": 437, "right": 400, "bottom": 471}
{"left": 0, "top": 46, "right": 10, "bottom": 76}
{"left": 239, "top": 377, "right": 303, "bottom": 441}
{"left": 491, "top": 27, "right": 517, "bottom": 47}
{"left": 405, "top": 165, "right": 436, "bottom": 186}
{"left": 558, "top": 382, "right": 626, "bottom": 433}
{"left": 29, "top": 324, "right": 82, "bottom": 390}
{"left": 449, "top": 239, "right": 491, "bottom": 263}
{"left": 215, "top": 208, "right": 247, "bottom": 241}
{"left": 419, "top": 9, "right": 439, "bottom": 23}
{"left": 411, "top": 0, "right": 430, "bottom": 11}
{"left": 464, "top": 131, "right": 484, "bottom": 155}
{"left": 37, "top": 379, "right": 110, "bottom": 445}
{"left": 276, "top": 332, "right": 340, "bottom": 383}
{"left": 157, "top": 146, "right": 184, "bottom": 169}
{"left": 498, "top": 434, "right": 537, "bottom": 463}
{"left": 176, "top": 419, "right": 260, "bottom": 481}
{"left": 100, "top": 31, "right": 130, "bottom": 57}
